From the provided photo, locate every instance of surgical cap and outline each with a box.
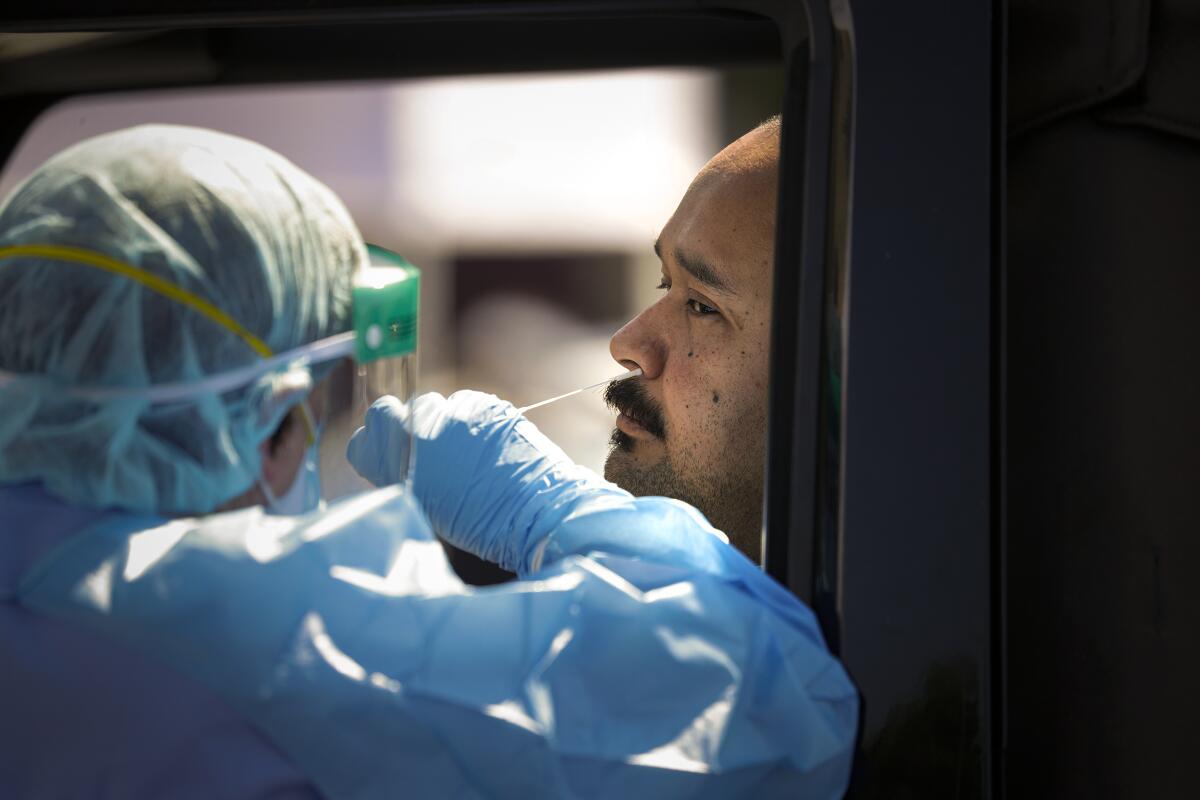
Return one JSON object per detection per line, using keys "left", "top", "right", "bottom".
{"left": 0, "top": 124, "right": 363, "bottom": 514}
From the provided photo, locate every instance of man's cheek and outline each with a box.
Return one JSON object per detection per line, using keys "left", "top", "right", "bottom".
{"left": 675, "top": 393, "right": 733, "bottom": 453}
{"left": 710, "top": 388, "right": 759, "bottom": 449}
{"left": 661, "top": 375, "right": 694, "bottom": 419}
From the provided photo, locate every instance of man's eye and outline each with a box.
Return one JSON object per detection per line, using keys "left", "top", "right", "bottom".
{"left": 687, "top": 298, "right": 718, "bottom": 316}
{"left": 656, "top": 278, "right": 671, "bottom": 291}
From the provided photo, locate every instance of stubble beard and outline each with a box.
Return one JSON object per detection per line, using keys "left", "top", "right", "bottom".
{"left": 604, "top": 430, "right": 764, "bottom": 563}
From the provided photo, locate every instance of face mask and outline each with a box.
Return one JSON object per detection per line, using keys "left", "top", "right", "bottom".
{"left": 259, "top": 403, "right": 324, "bottom": 516}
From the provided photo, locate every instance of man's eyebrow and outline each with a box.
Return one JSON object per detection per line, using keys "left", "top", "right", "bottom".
{"left": 653, "top": 238, "right": 737, "bottom": 296}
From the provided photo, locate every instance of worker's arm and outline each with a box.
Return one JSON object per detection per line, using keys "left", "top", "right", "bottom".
{"left": 19, "top": 391, "right": 857, "bottom": 799}
{"left": 345, "top": 390, "right": 858, "bottom": 780}
{"left": 349, "top": 391, "right": 823, "bottom": 632}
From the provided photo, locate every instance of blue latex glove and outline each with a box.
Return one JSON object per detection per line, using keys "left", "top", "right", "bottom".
{"left": 349, "top": 391, "right": 638, "bottom": 575}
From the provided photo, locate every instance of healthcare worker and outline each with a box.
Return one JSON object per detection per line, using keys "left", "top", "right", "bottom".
{"left": 0, "top": 125, "right": 857, "bottom": 799}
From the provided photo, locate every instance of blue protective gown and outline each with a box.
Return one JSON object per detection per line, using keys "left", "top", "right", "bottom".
{"left": 6, "top": 390, "right": 858, "bottom": 798}
{"left": 11, "top": 488, "right": 856, "bottom": 799}
{"left": 0, "top": 484, "right": 317, "bottom": 799}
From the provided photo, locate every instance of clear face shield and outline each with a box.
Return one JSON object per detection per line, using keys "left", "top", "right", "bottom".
{"left": 312, "top": 246, "right": 419, "bottom": 505}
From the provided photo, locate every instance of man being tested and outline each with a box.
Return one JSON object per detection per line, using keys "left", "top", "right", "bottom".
{"left": 605, "top": 117, "right": 781, "bottom": 562}
{"left": 0, "top": 124, "right": 854, "bottom": 798}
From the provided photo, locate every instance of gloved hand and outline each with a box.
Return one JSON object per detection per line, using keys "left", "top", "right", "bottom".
{"left": 347, "top": 391, "right": 619, "bottom": 574}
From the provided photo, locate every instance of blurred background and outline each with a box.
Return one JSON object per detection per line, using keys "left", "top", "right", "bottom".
{"left": 0, "top": 67, "right": 780, "bottom": 577}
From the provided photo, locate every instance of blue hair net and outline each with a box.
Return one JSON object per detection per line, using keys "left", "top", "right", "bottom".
{"left": 0, "top": 124, "right": 364, "bottom": 514}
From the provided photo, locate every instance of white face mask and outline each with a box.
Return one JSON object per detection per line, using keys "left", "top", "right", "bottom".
{"left": 259, "top": 402, "right": 324, "bottom": 516}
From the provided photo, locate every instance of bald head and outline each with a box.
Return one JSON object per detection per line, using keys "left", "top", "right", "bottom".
{"left": 698, "top": 115, "right": 781, "bottom": 181}
{"left": 689, "top": 117, "right": 781, "bottom": 251}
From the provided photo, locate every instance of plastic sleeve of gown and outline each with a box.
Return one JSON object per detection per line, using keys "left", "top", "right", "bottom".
{"left": 349, "top": 392, "right": 831, "bottom": 638}
{"left": 20, "top": 403, "right": 858, "bottom": 799}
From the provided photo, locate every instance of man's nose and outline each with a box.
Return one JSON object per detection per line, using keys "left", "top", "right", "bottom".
{"left": 609, "top": 304, "right": 666, "bottom": 380}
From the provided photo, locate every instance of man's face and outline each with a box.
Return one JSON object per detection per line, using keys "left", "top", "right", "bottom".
{"left": 604, "top": 130, "right": 778, "bottom": 561}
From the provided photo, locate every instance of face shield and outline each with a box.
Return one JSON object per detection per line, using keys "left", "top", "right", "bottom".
{"left": 313, "top": 245, "right": 420, "bottom": 504}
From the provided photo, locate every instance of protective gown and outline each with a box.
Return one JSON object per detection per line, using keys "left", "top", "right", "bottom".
{"left": 16, "top": 390, "right": 859, "bottom": 799}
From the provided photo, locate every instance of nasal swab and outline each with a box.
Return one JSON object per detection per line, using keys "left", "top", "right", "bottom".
{"left": 517, "top": 368, "right": 642, "bottom": 414}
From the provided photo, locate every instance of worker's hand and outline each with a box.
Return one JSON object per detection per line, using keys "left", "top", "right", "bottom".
{"left": 347, "top": 390, "right": 614, "bottom": 573}
{"left": 344, "top": 392, "right": 423, "bottom": 489}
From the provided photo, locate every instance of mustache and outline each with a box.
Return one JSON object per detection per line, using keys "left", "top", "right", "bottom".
{"left": 603, "top": 377, "right": 666, "bottom": 439}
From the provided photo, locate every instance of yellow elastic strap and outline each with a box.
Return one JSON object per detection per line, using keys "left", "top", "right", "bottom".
{"left": 0, "top": 244, "right": 275, "bottom": 359}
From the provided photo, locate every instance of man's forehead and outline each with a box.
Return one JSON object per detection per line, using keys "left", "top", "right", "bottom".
{"left": 656, "top": 169, "right": 776, "bottom": 295}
